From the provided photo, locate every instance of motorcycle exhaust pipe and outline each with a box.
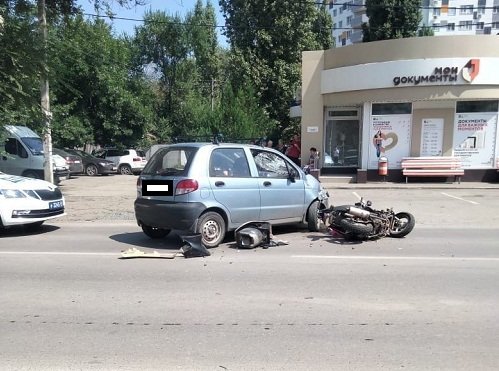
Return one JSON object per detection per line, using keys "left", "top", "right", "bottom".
{"left": 348, "top": 206, "right": 370, "bottom": 219}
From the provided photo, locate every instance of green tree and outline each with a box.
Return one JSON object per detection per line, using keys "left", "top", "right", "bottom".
{"left": 418, "top": 25, "right": 434, "bottom": 37}
{"left": 362, "top": 0, "right": 422, "bottom": 42}
{"left": 48, "top": 16, "right": 158, "bottom": 147}
{"left": 219, "top": 0, "right": 332, "bottom": 135}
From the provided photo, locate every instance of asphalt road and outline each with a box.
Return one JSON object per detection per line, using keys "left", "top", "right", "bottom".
{"left": 1, "top": 176, "right": 499, "bottom": 370}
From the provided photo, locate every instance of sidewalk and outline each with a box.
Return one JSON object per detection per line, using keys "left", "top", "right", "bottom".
{"left": 319, "top": 177, "right": 499, "bottom": 190}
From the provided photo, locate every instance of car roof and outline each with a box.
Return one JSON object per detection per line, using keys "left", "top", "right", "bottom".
{"left": 157, "top": 142, "right": 264, "bottom": 150}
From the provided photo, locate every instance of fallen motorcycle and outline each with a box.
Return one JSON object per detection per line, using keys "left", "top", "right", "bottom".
{"left": 320, "top": 198, "right": 415, "bottom": 240}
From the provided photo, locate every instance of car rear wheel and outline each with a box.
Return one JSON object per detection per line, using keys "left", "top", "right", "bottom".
{"left": 141, "top": 225, "right": 170, "bottom": 239}
{"left": 86, "top": 164, "right": 98, "bottom": 176}
{"left": 119, "top": 164, "right": 132, "bottom": 175}
{"left": 197, "top": 211, "right": 226, "bottom": 248}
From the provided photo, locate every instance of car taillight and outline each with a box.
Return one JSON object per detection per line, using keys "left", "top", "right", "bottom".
{"left": 133, "top": 157, "right": 141, "bottom": 162}
{"left": 136, "top": 177, "right": 142, "bottom": 190}
{"left": 175, "top": 179, "right": 198, "bottom": 195}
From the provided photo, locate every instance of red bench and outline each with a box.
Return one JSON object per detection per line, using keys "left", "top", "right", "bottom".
{"left": 401, "top": 157, "right": 464, "bottom": 184}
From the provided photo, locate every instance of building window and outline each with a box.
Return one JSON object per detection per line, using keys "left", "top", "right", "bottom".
{"left": 460, "top": 5, "right": 473, "bottom": 15}
{"left": 477, "top": 6, "right": 485, "bottom": 14}
{"left": 333, "top": 9, "right": 337, "bottom": 17}
{"left": 372, "top": 103, "right": 412, "bottom": 115}
{"left": 347, "top": 16, "right": 352, "bottom": 25}
{"left": 339, "top": 21, "right": 343, "bottom": 28}
{"left": 329, "top": 1, "right": 334, "bottom": 9}
{"left": 447, "top": 23, "right": 455, "bottom": 31}
{"left": 456, "top": 101, "right": 499, "bottom": 113}
{"left": 476, "top": 22, "right": 484, "bottom": 30}
{"left": 342, "top": 3, "right": 347, "bottom": 11}
{"left": 459, "top": 21, "right": 472, "bottom": 30}
{"left": 432, "top": 23, "right": 440, "bottom": 31}
{"left": 493, "top": 22, "right": 499, "bottom": 29}
{"left": 448, "top": 7, "right": 456, "bottom": 16}
{"left": 493, "top": 6, "right": 499, "bottom": 13}
{"left": 433, "top": 7, "right": 441, "bottom": 16}
{"left": 333, "top": 23, "right": 336, "bottom": 29}
{"left": 339, "top": 7, "right": 343, "bottom": 14}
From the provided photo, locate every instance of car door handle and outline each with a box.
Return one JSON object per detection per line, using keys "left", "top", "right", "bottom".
{"left": 215, "top": 181, "right": 225, "bottom": 187}
{"left": 263, "top": 181, "right": 272, "bottom": 187}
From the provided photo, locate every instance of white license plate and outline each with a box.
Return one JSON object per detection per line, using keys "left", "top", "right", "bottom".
{"left": 49, "top": 200, "right": 64, "bottom": 209}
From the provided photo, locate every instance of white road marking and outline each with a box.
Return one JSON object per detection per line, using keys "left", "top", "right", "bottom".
{"left": 441, "top": 192, "right": 479, "bottom": 205}
{"left": 292, "top": 255, "right": 499, "bottom": 262}
{"left": 0, "top": 251, "right": 118, "bottom": 256}
{"left": 352, "top": 192, "right": 361, "bottom": 200}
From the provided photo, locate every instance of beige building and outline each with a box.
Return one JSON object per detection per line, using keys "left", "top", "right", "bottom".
{"left": 301, "top": 35, "right": 499, "bottom": 182}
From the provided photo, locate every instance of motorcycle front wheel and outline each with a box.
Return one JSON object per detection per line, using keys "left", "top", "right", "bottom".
{"left": 390, "top": 212, "right": 415, "bottom": 238}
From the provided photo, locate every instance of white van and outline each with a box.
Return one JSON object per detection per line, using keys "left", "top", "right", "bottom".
{"left": 0, "top": 125, "right": 70, "bottom": 183}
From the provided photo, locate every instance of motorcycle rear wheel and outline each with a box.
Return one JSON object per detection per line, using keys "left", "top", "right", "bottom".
{"left": 338, "top": 217, "right": 374, "bottom": 238}
{"left": 390, "top": 212, "right": 415, "bottom": 238}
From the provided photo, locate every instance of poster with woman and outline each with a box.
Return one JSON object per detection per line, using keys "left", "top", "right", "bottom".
{"left": 369, "top": 115, "right": 412, "bottom": 169}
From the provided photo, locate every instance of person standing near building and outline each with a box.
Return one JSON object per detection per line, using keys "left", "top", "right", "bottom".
{"left": 285, "top": 134, "right": 301, "bottom": 166}
{"left": 276, "top": 139, "right": 287, "bottom": 154}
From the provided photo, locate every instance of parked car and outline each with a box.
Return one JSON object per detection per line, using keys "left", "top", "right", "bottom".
{"left": 64, "top": 149, "right": 117, "bottom": 176}
{"left": 1, "top": 125, "right": 70, "bottom": 183}
{"left": 0, "top": 171, "right": 65, "bottom": 230}
{"left": 134, "top": 142, "right": 329, "bottom": 247}
{"left": 53, "top": 148, "right": 83, "bottom": 177}
{"left": 92, "top": 148, "right": 147, "bottom": 175}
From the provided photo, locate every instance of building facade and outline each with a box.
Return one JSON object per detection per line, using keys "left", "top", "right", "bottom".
{"left": 300, "top": 35, "right": 499, "bottom": 182}
{"left": 330, "top": 0, "right": 499, "bottom": 47}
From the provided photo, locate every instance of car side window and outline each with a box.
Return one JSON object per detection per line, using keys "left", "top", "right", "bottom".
{"left": 107, "top": 149, "right": 120, "bottom": 157}
{"left": 5, "top": 138, "right": 28, "bottom": 158}
{"left": 210, "top": 148, "right": 249, "bottom": 178}
{"left": 251, "top": 150, "right": 289, "bottom": 178}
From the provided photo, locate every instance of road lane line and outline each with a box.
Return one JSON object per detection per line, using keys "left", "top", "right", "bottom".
{"left": 352, "top": 192, "right": 361, "bottom": 200}
{"left": 441, "top": 192, "right": 479, "bottom": 205}
{"left": 292, "top": 255, "right": 499, "bottom": 261}
{"left": 0, "top": 251, "right": 119, "bottom": 256}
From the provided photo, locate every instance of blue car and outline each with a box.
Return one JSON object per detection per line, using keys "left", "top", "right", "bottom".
{"left": 134, "top": 142, "right": 329, "bottom": 247}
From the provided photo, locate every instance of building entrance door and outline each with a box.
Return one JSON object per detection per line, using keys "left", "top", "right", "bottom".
{"left": 323, "top": 108, "right": 361, "bottom": 170}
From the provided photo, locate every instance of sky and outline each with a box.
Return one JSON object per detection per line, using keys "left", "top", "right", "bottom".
{"left": 78, "top": 0, "right": 228, "bottom": 45}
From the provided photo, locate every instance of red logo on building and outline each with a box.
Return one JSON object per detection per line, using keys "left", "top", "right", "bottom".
{"left": 462, "top": 59, "right": 480, "bottom": 82}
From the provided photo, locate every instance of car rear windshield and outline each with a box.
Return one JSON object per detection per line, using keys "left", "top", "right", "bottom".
{"left": 142, "top": 147, "right": 198, "bottom": 176}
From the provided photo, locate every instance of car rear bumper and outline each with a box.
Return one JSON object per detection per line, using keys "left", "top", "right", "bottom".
{"left": 134, "top": 198, "right": 205, "bottom": 231}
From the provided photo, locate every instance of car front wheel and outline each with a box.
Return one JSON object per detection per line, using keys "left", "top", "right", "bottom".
{"left": 307, "top": 200, "right": 321, "bottom": 232}
{"left": 196, "top": 211, "right": 226, "bottom": 248}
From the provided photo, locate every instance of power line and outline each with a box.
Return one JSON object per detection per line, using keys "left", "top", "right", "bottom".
{"left": 82, "top": 12, "right": 499, "bottom": 32}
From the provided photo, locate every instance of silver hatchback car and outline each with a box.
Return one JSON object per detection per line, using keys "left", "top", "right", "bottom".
{"left": 134, "top": 142, "right": 329, "bottom": 247}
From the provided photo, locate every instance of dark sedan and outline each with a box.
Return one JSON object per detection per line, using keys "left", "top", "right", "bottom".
{"left": 64, "top": 149, "right": 117, "bottom": 176}
{"left": 53, "top": 148, "right": 84, "bottom": 177}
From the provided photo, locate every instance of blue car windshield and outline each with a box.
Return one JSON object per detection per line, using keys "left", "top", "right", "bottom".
{"left": 21, "top": 137, "right": 44, "bottom": 155}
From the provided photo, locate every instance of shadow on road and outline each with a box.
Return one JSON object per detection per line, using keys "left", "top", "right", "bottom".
{"left": 0, "top": 224, "right": 60, "bottom": 238}
{"left": 109, "top": 230, "right": 186, "bottom": 250}
{"left": 307, "top": 231, "right": 366, "bottom": 246}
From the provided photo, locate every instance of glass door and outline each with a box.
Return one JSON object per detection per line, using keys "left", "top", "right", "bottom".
{"left": 324, "top": 108, "right": 360, "bottom": 168}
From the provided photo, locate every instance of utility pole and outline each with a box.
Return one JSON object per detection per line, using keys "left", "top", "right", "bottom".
{"left": 211, "top": 78, "right": 215, "bottom": 111}
{"left": 38, "top": 0, "right": 54, "bottom": 183}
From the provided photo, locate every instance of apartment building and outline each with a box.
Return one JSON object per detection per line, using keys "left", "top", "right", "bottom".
{"left": 330, "top": 0, "right": 499, "bottom": 47}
